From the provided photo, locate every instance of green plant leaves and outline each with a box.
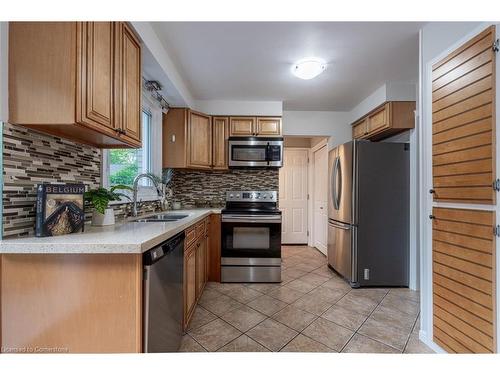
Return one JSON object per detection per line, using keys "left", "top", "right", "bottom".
{"left": 84, "top": 185, "right": 133, "bottom": 214}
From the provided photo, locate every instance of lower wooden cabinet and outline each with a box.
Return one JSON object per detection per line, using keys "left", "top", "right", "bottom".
{"left": 183, "top": 244, "right": 197, "bottom": 330}
{"left": 183, "top": 216, "right": 213, "bottom": 331}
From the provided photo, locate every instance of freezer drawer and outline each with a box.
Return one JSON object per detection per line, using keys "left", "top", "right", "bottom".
{"left": 327, "top": 220, "right": 354, "bottom": 283}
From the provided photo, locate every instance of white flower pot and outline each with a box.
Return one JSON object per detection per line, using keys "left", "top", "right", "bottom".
{"left": 91, "top": 208, "right": 115, "bottom": 226}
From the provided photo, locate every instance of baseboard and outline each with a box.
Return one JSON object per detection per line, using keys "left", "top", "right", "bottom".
{"left": 419, "top": 329, "right": 445, "bottom": 353}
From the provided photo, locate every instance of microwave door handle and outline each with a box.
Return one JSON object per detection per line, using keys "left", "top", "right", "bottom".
{"left": 266, "top": 142, "right": 271, "bottom": 165}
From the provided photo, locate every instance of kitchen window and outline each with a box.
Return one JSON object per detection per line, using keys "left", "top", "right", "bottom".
{"left": 102, "top": 94, "right": 163, "bottom": 202}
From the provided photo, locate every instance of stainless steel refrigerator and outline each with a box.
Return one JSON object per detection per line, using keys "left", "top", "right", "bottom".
{"left": 328, "top": 140, "right": 409, "bottom": 287}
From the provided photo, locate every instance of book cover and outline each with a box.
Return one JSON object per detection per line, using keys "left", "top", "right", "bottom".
{"left": 35, "top": 183, "right": 85, "bottom": 237}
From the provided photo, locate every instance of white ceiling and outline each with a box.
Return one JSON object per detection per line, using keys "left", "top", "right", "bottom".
{"left": 151, "top": 22, "right": 424, "bottom": 111}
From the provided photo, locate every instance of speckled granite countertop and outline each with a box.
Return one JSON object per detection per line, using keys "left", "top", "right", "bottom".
{"left": 0, "top": 209, "right": 221, "bottom": 254}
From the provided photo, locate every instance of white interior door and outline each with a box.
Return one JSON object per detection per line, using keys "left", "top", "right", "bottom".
{"left": 313, "top": 144, "right": 328, "bottom": 254}
{"left": 279, "top": 148, "right": 308, "bottom": 244}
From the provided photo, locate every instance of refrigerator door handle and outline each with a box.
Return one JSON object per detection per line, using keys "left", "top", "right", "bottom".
{"left": 336, "top": 156, "right": 342, "bottom": 210}
{"left": 332, "top": 156, "right": 340, "bottom": 210}
{"left": 328, "top": 220, "right": 351, "bottom": 230}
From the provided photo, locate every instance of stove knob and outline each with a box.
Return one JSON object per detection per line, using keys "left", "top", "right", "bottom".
{"left": 229, "top": 194, "right": 234, "bottom": 198}
{"left": 262, "top": 194, "right": 267, "bottom": 199}
{"left": 256, "top": 193, "right": 261, "bottom": 198}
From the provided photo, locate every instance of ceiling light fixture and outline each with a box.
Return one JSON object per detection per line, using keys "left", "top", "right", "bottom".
{"left": 292, "top": 58, "right": 326, "bottom": 80}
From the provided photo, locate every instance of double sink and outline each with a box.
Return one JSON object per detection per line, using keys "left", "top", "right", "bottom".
{"left": 134, "top": 213, "right": 189, "bottom": 223}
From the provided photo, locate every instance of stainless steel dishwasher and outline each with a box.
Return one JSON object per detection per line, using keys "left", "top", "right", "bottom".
{"left": 143, "top": 231, "right": 184, "bottom": 352}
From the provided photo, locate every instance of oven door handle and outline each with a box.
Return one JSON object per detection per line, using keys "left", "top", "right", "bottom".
{"left": 222, "top": 215, "right": 282, "bottom": 223}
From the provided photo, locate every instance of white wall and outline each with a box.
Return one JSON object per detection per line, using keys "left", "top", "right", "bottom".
{"left": 0, "top": 22, "right": 8, "bottom": 123}
{"left": 194, "top": 100, "right": 282, "bottom": 116}
{"left": 349, "top": 82, "right": 417, "bottom": 123}
{"left": 283, "top": 110, "right": 351, "bottom": 149}
{"left": 418, "top": 21, "right": 491, "bottom": 353}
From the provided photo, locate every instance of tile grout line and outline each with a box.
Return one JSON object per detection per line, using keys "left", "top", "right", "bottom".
{"left": 338, "top": 288, "right": 391, "bottom": 353}
{"left": 402, "top": 311, "right": 421, "bottom": 353}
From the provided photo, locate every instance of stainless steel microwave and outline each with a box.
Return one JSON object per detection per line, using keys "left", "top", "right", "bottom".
{"left": 228, "top": 137, "right": 283, "bottom": 168}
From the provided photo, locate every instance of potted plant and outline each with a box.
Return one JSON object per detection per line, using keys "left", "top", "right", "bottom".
{"left": 84, "top": 185, "right": 133, "bottom": 226}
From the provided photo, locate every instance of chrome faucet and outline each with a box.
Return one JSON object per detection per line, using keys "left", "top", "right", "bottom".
{"left": 132, "top": 173, "right": 163, "bottom": 217}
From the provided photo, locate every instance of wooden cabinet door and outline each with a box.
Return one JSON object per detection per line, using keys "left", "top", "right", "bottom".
{"left": 229, "top": 117, "right": 256, "bottom": 136}
{"left": 431, "top": 26, "right": 495, "bottom": 205}
{"left": 352, "top": 118, "right": 368, "bottom": 139}
{"left": 367, "top": 103, "right": 389, "bottom": 134}
{"left": 184, "top": 245, "right": 196, "bottom": 330}
{"left": 212, "top": 117, "right": 229, "bottom": 169}
{"left": 195, "top": 239, "right": 206, "bottom": 299}
{"left": 256, "top": 117, "right": 282, "bottom": 136}
{"left": 188, "top": 111, "right": 212, "bottom": 169}
{"left": 78, "top": 22, "right": 116, "bottom": 133}
{"left": 116, "top": 23, "right": 141, "bottom": 145}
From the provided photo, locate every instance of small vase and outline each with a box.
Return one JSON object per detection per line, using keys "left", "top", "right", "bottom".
{"left": 91, "top": 208, "right": 115, "bottom": 226}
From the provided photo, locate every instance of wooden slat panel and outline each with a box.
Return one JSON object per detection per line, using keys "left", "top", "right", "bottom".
{"left": 433, "top": 63, "right": 493, "bottom": 102}
{"left": 434, "top": 173, "right": 493, "bottom": 188}
{"left": 433, "top": 118, "right": 491, "bottom": 143}
{"left": 434, "top": 294, "right": 493, "bottom": 338}
{"left": 433, "top": 252, "right": 492, "bottom": 281}
{"left": 433, "top": 159, "right": 491, "bottom": 176}
{"left": 433, "top": 262, "right": 492, "bottom": 294}
{"left": 433, "top": 240, "right": 493, "bottom": 265}
{"left": 432, "top": 28, "right": 493, "bottom": 78}
{"left": 433, "top": 209, "right": 492, "bottom": 239}
{"left": 434, "top": 273, "right": 492, "bottom": 308}
{"left": 432, "top": 49, "right": 492, "bottom": 93}
{"left": 432, "top": 207, "right": 493, "bottom": 225}
{"left": 433, "top": 228, "right": 492, "bottom": 254}
{"left": 434, "top": 327, "right": 469, "bottom": 353}
{"left": 432, "top": 26, "right": 495, "bottom": 205}
{"left": 432, "top": 206, "right": 495, "bottom": 353}
{"left": 433, "top": 89, "right": 492, "bottom": 123}
{"left": 433, "top": 103, "right": 492, "bottom": 134}
{"left": 433, "top": 75, "right": 492, "bottom": 113}
{"left": 434, "top": 316, "right": 491, "bottom": 353}
{"left": 434, "top": 305, "right": 494, "bottom": 350}
{"left": 433, "top": 131, "right": 491, "bottom": 156}
{"left": 433, "top": 187, "right": 493, "bottom": 204}
{"left": 433, "top": 145, "right": 491, "bottom": 166}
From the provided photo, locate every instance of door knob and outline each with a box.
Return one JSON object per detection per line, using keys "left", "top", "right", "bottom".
{"left": 320, "top": 206, "right": 324, "bottom": 210}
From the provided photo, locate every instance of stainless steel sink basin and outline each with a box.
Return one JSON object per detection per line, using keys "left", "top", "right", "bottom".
{"left": 134, "top": 213, "right": 189, "bottom": 223}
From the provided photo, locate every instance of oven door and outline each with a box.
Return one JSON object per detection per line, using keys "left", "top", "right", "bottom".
{"left": 221, "top": 214, "right": 282, "bottom": 264}
{"left": 228, "top": 139, "right": 283, "bottom": 167}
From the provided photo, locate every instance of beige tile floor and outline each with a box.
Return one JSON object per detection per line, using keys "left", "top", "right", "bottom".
{"left": 180, "top": 245, "right": 434, "bottom": 353}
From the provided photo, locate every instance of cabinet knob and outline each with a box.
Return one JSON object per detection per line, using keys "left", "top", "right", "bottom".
{"left": 429, "top": 215, "right": 435, "bottom": 220}
{"left": 429, "top": 189, "right": 435, "bottom": 194}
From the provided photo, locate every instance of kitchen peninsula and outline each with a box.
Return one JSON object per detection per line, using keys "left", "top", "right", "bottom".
{"left": 0, "top": 209, "right": 221, "bottom": 353}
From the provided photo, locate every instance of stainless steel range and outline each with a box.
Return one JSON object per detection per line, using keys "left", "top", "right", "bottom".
{"left": 221, "top": 191, "right": 282, "bottom": 283}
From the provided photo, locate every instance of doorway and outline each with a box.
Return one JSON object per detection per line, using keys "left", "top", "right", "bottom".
{"left": 279, "top": 148, "right": 308, "bottom": 244}
{"left": 311, "top": 142, "right": 328, "bottom": 254}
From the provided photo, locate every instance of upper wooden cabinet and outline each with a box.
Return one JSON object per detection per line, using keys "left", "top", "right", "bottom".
{"left": 9, "top": 22, "right": 141, "bottom": 148}
{"left": 229, "top": 116, "right": 282, "bottom": 137}
{"left": 212, "top": 117, "right": 229, "bottom": 170}
{"left": 163, "top": 108, "right": 219, "bottom": 170}
{"left": 351, "top": 101, "right": 415, "bottom": 141}
{"left": 229, "top": 117, "right": 256, "bottom": 136}
{"left": 187, "top": 111, "right": 212, "bottom": 169}
{"left": 256, "top": 117, "right": 282, "bottom": 136}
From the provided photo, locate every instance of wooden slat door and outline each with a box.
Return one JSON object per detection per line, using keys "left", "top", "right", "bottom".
{"left": 431, "top": 26, "right": 497, "bottom": 354}
{"left": 432, "top": 26, "right": 496, "bottom": 204}
{"left": 432, "top": 208, "right": 495, "bottom": 353}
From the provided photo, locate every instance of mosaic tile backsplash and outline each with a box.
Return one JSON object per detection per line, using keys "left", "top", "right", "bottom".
{"left": 2, "top": 123, "right": 279, "bottom": 238}
{"left": 169, "top": 168, "right": 279, "bottom": 208}
{"left": 2, "top": 123, "right": 101, "bottom": 237}
{"left": 2, "top": 123, "right": 164, "bottom": 238}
